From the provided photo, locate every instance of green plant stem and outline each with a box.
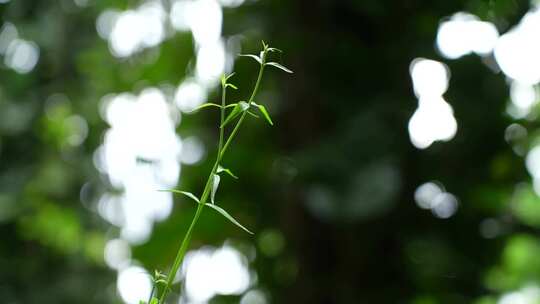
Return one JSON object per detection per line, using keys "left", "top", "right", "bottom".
{"left": 148, "top": 285, "right": 155, "bottom": 303}
{"left": 220, "top": 64, "right": 265, "bottom": 159}
{"left": 158, "top": 203, "right": 204, "bottom": 303}
{"left": 158, "top": 56, "right": 266, "bottom": 304}
{"left": 218, "top": 78, "right": 226, "bottom": 152}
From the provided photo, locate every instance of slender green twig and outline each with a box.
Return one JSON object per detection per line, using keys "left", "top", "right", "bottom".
{"left": 147, "top": 285, "right": 155, "bottom": 304}
{"left": 158, "top": 48, "right": 267, "bottom": 304}
{"left": 156, "top": 42, "right": 291, "bottom": 303}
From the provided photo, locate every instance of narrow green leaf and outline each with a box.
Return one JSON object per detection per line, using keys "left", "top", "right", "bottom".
{"left": 247, "top": 110, "right": 260, "bottom": 118}
{"left": 221, "top": 103, "right": 242, "bottom": 128}
{"left": 221, "top": 72, "right": 236, "bottom": 87}
{"left": 253, "top": 103, "right": 273, "bottom": 125}
{"left": 217, "top": 165, "right": 238, "bottom": 179}
{"left": 267, "top": 47, "right": 283, "bottom": 53}
{"left": 225, "top": 72, "right": 236, "bottom": 81}
{"left": 205, "top": 203, "right": 254, "bottom": 234}
{"left": 239, "top": 54, "right": 261, "bottom": 64}
{"left": 160, "top": 189, "right": 200, "bottom": 203}
{"left": 221, "top": 101, "right": 249, "bottom": 128}
{"left": 169, "top": 189, "right": 252, "bottom": 234}
{"left": 189, "top": 103, "right": 222, "bottom": 113}
{"left": 266, "top": 62, "right": 293, "bottom": 74}
{"left": 226, "top": 83, "right": 238, "bottom": 90}
{"left": 211, "top": 174, "right": 220, "bottom": 204}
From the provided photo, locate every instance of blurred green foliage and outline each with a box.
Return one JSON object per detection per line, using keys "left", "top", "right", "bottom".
{"left": 2, "top": 0, "right": 540, "bottom": 303}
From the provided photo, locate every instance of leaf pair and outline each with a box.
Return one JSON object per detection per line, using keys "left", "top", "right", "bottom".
{"left": 163, "top": 189, "right": 253, "bottom": 234}
{"left": 221, "top": 101, "right": 250, "bottom": 128}
{"left": 221, "top": 101, "right": 274, "bottom": 127}
{"left": 189, "top": 101, "right": 272, "bottom": 127}
{"left": 221, "top": 73, "right": 238, "bottom": 90}
{"left": 239, "top": 42, "right": 293, "bottom": 74}
{"left": 239, "top": 54, "right": 293, "bottom": 74}
{"left": 152, "top": 270, "right": 167, "bottom": 285}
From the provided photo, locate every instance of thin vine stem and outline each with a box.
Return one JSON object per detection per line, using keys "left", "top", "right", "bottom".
{"left": 219, "top": 63, "right": 265, "bottom": 160}
{"left": 147, "top": 285, "right": 156, "bottom": 304}
{"left": 158, "top": 49, "right": 267, "bottom": 303}
{"left": 215, "top": 73, "right": 227, "bottom": 157}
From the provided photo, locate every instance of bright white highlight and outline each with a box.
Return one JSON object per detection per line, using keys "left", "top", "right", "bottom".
{"left": 196, "top": 39, "right": 226, "bottom": 85}
{"left": 508, "top": 81, "right": 538, "bottom": 118}
{"left": 183, "top": 248, "right": 215, "bottom": 301}
{"left": 526, "top": 146, "right": 540, "bottom": 179}
{"left": 408, "top": 59, "right": 457, "bottom": 149}
{"left": 180, "top": 136, "right": 205, "bottom": 165}
{"left": 431, "top": 192, "right": 458, "bottom": 219}
{"left": 498, "top": 285, "right": 540, "bottom": 304}
{"left": 414, "top": 182, "right": 459, "bottom": 219}
{"left": 104, "top": 238, "right": 131, "bottom": 270}
{"left": 414, "top": 182, "right": 443, "bottom": 210}
{"left": 96, "top": 10, "right": 120, "bottom": 40}
{"left": 174, "top": 79, "right": 207, "bottom": 112}
{"left": 182, "top": 245, "right": 251, "bottom": 302}
{"left": 410, "top": 58, "right": 449, "bottom": 98}
{"left": 170, "top": 0, "right": 226, "bottom": 86}
{"left": 211, "top": 246, "right": 250, "bottom": 294}
{"left": 494, "top": 8, "right": 540, "bottom": 84}
{"left": 117, "top": 266, "right": 152, "bottom": 304}
{"left": 170, "top": 0, "right": 192, "bottom": 31}
{"left": 5, "top": 39, "right": 39, "bottom": 74}
{"left": 240, "top": 289, "right": 268, "bottom": 304}
{"left": 220, "top": 0, "right": 245, "bottom": 8}
{"left": 408, "top": 96, "right": 458, "bottom": 149}
{"left": 107, "top": 1, "right": 166, "bottom": 57}
{"left": 0, "top": 22, "right": 18, "bottom": 55}
{"left": 187, "top": 0, "right": 222, "bottom": 45}
{"left": 170, "top": 0, "right": 222, "bottom": 44}
{"left": 96, "top": 88, "right": 181, "bottom": 244}
{"left": 436, "top": 12, "right": 499, "bottom": 59}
